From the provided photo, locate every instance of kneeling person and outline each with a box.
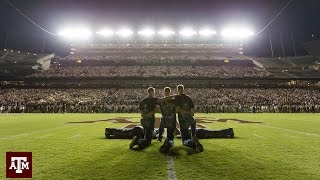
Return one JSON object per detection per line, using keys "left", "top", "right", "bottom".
{"left": 130, "top": 87, "right": 175, "bottom": 150}
{"left": 130, "top": 87, "right": 158, "bottom": 149}
{"left": 158, "top": 87, "right": 177, "bottom": 153}
{"left": 175, "top": 84, "right": 203, "bottom": 152}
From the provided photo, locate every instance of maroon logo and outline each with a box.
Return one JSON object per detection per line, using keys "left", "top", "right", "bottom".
{"left": 6, "top": 152, "right": 32, "bottom": 178}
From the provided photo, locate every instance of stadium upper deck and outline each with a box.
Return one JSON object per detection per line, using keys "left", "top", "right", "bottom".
{"left": 1, "top": 41, "right": 320, "bottom": 86}
{"left": 69, "top": 43, "right": 247, "bottom": 60}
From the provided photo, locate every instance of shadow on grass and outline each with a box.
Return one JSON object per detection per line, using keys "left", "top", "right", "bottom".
{"left": 169, "top": 146, "right": 198, "bottom": 156}
{"left": 41, "top": 136, "right": 319, "bottom": 180}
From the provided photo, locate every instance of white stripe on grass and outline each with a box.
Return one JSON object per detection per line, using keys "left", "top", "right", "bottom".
{"left": 282, "top": 134, "right": 298, "bottom": 139}
{"left": 0, "top": 125, "right": 73, "bottom": 140}
{"left": 36, "top": 134, "right": 53, "bottom": 139}
{"left": 253, "top": 134, "right": 267, "bottom": 139}
{"left": 163, "top": 128, "right": 176, "bottom": 180}
{"left": 69, "top": 134, "right": 81, "bottom": 139}
{"left": 261, "top": 124, "right": 319, "bottom": 136}
{"left": 166, "top": 155, "right": 177, "bottom": 180}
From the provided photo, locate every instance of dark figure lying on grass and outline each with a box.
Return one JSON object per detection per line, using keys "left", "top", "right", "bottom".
{"left": 105, "top": 126, "right": 234, "bottom": 140}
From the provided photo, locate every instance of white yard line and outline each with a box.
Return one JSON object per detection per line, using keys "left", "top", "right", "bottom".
{"left": 282, "top": 134, "right": 298, "bottom": 139}
{"left": 120, "top": 125, "right": 132, "bottom": 129}
{"left": 261, "top": 124, "right": 319, "bottom": 136}
{"left": 299, "top": 119, "right": 320, "bottom": 123}
{"left": 166, "top": 155, "right": 177, "bottom": 180}
{"left": 36, "top": 134, "right": 53, "bottom": 139}
{"left": 253, "top": 134, "right": 266, "bottom": 139}
{"left": 0, "top": 125, "right": 70, "bottom": 140}
{"left": 69, "top": 134, "right": 81, "bottom": 139}
{"left": 0, "top": 133, "right": 29, "bottom": 140}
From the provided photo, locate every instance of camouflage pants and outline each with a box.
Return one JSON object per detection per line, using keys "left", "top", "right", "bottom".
{"left": 178, "top": 115, "right": 196, "bottom": 142}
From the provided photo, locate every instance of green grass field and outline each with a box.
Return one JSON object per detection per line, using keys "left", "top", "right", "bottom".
{"left": 1, "top": 113, "right": 320, "bottom": 180}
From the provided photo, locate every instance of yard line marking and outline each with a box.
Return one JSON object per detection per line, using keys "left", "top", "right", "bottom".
{"left": 282, "top": 134, "right": 298, "bottom": 139}
{"left": 0, "top": 133, "right": 29, "bottom": 140}
{"left": 253, "top": 134, "right": 266, "bottom": 139}
{"left": 166, "top": 155, "right": 177, "bottom": 180}
{"left": 120, "top": 125, "right": 131, "bottom": 129}
{"left": 69, "top": 134, "right": 81, "bottom": 139}
{"left": 36, "top": 134, "right": 53, "bottom": 139}
{"left": 0, "top": 125, "right": 73, "bottom": 140}
{"left": 163, "top": 129, "right": 167, "bottom": 138}
{"left": 261, "top": 124, "right": 319, "bottom": 136}
{"left": 300, "top": 119, "right": 320, "bottom": 123}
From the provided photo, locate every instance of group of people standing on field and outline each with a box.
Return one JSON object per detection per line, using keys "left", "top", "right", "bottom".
{"left": 129, "top": 84, "right": 203, "bottom": 153}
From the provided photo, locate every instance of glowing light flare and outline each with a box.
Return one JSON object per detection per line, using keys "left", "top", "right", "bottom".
{"left": 221, "top": 27, "right": 254, "bottom": 39}
{"left": 96, "top": 29, "right": 114, "bottom": 37}
{"left": 157, "top": 28, "right": 175, "bottom": 37}
{"left": 116, "top": 28, "right": 133, "bottom": 37}
{"left": 138, "top": 28, "right": 155, "bottom": 37}
{"left": 179, "top": 28, "right": 197, "bottom": 37}
{"left": 58, "top": 27, "right": 92, "bottom": 40}
{"left": 199, "top": 29, "right": 217, "bottom": 36}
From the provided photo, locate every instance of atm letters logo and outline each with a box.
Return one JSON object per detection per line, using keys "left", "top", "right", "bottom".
{"left": 6, "top": 152, "right": 32, "bottom": 178}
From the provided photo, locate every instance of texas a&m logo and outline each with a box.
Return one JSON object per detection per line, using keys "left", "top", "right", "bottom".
{"left": 6, "top": 152, "right": 32, "bottom": 178}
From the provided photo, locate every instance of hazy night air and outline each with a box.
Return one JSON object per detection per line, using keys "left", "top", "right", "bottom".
{"left": 0, "top": 0, "right": 319, "bottom": 56}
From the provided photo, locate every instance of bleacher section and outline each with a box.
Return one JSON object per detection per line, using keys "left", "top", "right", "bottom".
{"left": 254, "top": 58, "right": 295, "bottom": 68}
{"left": 1, "top": 43, "right": 320, "bottom": 86}
{"left": 253, "top": 56, "right": 320, "bottom": 78}
{"left": 25, "top": 44, "right": 273, "bottom": 79}
{"left": 0, "top": 50, "right": 53, "bottom": 77}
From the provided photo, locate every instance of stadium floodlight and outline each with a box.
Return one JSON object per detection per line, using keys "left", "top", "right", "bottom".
{"left": 157, "top": 28, "right": 175, "bottom": 37}
{"left": 96, "top": 29, "right": 114, "bottom": 37}
{"left": 239, "top": 28, "right": 254, "bottom": 38}
{"left": 199, "top": 28, "right": 217, "bottom": 36}
{"left": 221, "top": 28, "right": 235, "bottom": 38}
{"left": 58, "top": 27, "right": 92, "bottom": 40}
{"left": 116, "top": 28, "right": 133, "bottom": 37}
{"left": 138, "top": 28, "right": 155, "bottom": 37}
{"left": 221, "top": 27, "right": 254, "bottom": 39}
{"left": 179, "top": 28, "right": 197, "bottom": 37}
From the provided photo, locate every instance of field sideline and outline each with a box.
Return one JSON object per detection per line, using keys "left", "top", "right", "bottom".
{"left": 0, "top": 113, "right": 320, "bottom": 179}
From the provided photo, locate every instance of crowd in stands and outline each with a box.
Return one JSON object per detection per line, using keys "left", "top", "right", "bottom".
{"left": 86, "top": 43, "right": 233, "bottom": 50}
{"left": 0, "top": 88, "right": 319, "bottom": 113}
{"left": 27, "top": 65, "right": 271, "bottom": 78}
{"left": 60, "top": 53, "right": 249, "bottom": 64}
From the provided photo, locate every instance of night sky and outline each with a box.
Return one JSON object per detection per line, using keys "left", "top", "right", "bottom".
{"left": 0, "top": 0, "right": 319, "bottom": 57}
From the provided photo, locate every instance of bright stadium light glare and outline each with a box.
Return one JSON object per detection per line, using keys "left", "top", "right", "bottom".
{"left": 96, "top": 29, "right": 114, "bottom": 37}
{"left": 116, "top": 28, "right": 133, "bottom": 37}
{"left": 58, "top": 27, "right": 92, "bottom": 40}
{"left": 179, "top": 28, "right": 197, "bottom": 37}
{"left": 221, "top": 28, "right": 235, "bottom": 38}
{"left": 221, "top": 27, "right": 254, "bottom": 39}
{"left": 239, "top": 28, "right": 254, "bottom": 38}
{"left": 157, "top": 28, "right": 175, "bottom": 37}
{"left": 199, "top": 28, "right": 217, "bottom": 36}
{"left": 138, "top": 28, "right": 155, "bottom": 37}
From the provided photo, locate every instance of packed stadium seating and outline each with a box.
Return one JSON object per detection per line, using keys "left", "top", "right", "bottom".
{"left": 0, "top": 88, "right": 319, "bottom": 113}
{"left": 1, "top": 44, "right": 320, "bottom": 114}
{"left": 25, "top": 44, "right": 274, "bottom": 79}
{"left": 27, "top": 65, "right": 272, "bottom": 79}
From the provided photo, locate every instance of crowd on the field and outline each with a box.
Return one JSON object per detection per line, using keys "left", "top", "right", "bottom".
{"left": 0, "top": 88, "right": 319, "bottom": 113}
{"left": 27, "top": 65, "right": 271, "bottom": 78}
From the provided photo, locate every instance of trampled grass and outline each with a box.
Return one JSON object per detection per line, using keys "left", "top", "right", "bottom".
{"left": 0, "top": 113, "right": 319, "bottom": 179}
